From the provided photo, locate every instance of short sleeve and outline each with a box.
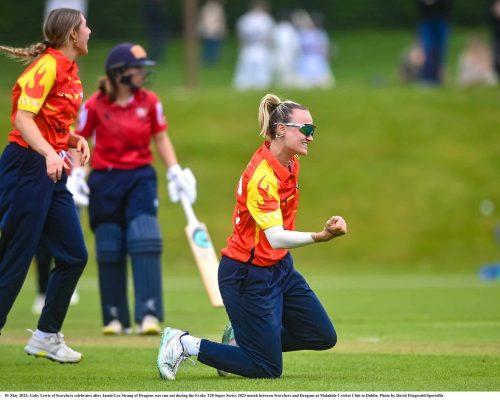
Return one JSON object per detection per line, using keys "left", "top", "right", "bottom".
{"left": 17, "top": 54, "right": 56, "bottom": 114}
{"left": 149, "top": 93, "right": 168, "bottom": 134}
{"left": 76, "top": 95, "right": 96, "bottom": 139}
{"left": 246, "top": 160, "right": 283, "bottom": 230}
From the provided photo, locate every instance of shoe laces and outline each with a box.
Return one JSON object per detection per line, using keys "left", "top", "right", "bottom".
{"left": 28, "top": 329, "right": 74, "bottom": 353}
{"left": 160, "top": 333, "right": 195, "bottom": 374}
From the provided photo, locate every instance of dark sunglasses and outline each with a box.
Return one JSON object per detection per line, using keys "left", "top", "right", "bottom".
{"left": 282, "top": 123, "right": 316, "bottom": 137}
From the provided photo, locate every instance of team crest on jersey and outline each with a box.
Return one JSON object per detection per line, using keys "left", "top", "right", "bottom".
{"left": 135, "top": 107, "right": 147, "bottom": 118}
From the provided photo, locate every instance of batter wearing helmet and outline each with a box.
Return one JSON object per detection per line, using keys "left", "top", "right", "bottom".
{"left": 77, "top": 43, "right": 196, "bottom": 335}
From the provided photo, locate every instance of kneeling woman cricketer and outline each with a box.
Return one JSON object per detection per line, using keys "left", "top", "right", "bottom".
{"left": 157, "top": 93, "right": 347, "bottom": 379}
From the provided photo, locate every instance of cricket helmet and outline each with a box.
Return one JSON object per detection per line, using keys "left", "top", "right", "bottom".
{"left": 105, "top": 43, "right": 155, "bottom": 74}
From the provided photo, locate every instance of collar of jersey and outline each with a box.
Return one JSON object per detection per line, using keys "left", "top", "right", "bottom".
{"left": 46, "top": 47, "right": 78, "bottom": 73}
{"left": 261, "top": 141, "right": 298, "bottom": 181}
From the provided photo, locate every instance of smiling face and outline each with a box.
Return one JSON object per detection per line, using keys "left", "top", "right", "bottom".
{"left": 277, "top": 108, "right": 314, "bottom": 157}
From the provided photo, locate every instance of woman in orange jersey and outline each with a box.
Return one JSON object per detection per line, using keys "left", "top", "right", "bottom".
{"left": 157, "top": 93, "right": 347, "bottom": 380}
{"left": 0, "top": 8, "right": 91, "bottom": 363}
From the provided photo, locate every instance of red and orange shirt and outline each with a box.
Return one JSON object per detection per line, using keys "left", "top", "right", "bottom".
{"left": 9, "top": 47, "right": 83, "bottom": 152}
{"left": 77, "top": 89, "right": 168, "bottom": 170}
{"left": 221, "top": 142, "right": 300, "bottom": 266}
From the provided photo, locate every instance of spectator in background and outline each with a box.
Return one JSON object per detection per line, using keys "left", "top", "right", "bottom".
{"left": 233, "top": 0, "right": 275, "bottom": 91}
{"left": 399, "top": 39, "right": 425, "bottom": 83}
{"left": 198, "top": 0, "right": 227, "bottom": 66}
{"left": 293, "top": 9, "right": 335, "bottom": 89}
{"left": 417, "top": 0, "right": 452, "bottom": 85}
{"left": 142, "top": 0, "right": 168, "bottom": 62}
{"left": 45, "top": 0, "right": 88, "bottom": 17}
{"left": 272, "top": 9, "right": 300, "bottom": 88}
{"left": 489, "top": 0, "right": 500, "bottom": 78}
{"left": 457, "top": 35, "right": 497, "bottom": 86}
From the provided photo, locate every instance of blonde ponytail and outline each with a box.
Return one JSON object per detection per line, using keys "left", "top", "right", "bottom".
{"left": 258, "top": 93, "right": 282, "bottom": 138}
{"left": 257, "top": 93, "right": 307, "bottom": 140}
{"left": 0, "top": 43, "right": 48, "bottom": 64}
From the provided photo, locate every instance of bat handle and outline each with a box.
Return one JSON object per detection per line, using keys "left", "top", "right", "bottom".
{"left": 179, "top": 191, "right": 199, "bottom": 226}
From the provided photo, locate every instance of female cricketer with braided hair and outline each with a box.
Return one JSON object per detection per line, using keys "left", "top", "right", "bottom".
{"left": 157, "top": 93, "right": 347, "bottom": 380}
{"left": 0, "top": 8, "right": 91, "bottom": 363}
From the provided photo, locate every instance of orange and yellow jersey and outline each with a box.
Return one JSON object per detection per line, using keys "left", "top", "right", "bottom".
{"left": 221, "top": 141, "right": 300, "bottom": 266}
{"left": 8, "top": 47, "right": 83, "bottom": 152}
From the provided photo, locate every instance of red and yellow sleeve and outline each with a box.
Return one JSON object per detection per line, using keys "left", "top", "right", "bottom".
{"left": 17, "top": 54, "right": 56, "bottom": 114}
{"left": 246, "top": 160, "right": 283, "bottom": 230}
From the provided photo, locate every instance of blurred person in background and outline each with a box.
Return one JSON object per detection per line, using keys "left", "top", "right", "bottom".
{"left": 142, "top": 0, "right": 169, "bottom": 62}
{"left": 0, "top": 8, "right": 91, "bottom": 363}
{"left": 292, "top": 9, "right": 335, "bottom": 89}
{"left": 233, "top": 0, "right": 275, "bottom": 90}
{"left": 76, "top": 43, "right": 196, "bottom": 335}
{"left": 457, "top": 34, "right": 497, "bottom": 86}
{"left": 45, "top": 0, "right": 88, "bottom": 18}
{"left": 399, "top": 39, "right": 425, "bottom": 83}
{"left": 489, "top": 0, "right": 500, "bottom": 78}
{"left": 416, "top": 0, "right": 452, "bottom": 85}
{"left": 198, "top": 0, "right": 227, "bottom": 66}
{"left": 272, "top": 9, "right": 300, "bottom": 88}
{"left": 157, "top": 93, "right": 347, "bottom": 381}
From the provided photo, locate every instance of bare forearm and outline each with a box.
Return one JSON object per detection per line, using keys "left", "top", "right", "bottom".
{"left": 15, "top": 110, "right": 56, "bottom": 158}
{"left": 154, "top": 131, "right": 178, "bottom": 168}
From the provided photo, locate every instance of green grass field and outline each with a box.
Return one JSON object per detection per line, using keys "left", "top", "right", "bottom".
{"left": 0, "top": 29, "right": 499, "bottom": 392}
{"left": 1, "top": 272, "right": 499, "bottom": 391}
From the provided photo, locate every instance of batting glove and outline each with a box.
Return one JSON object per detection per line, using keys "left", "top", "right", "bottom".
{"left": 167, "top": 164, "right": 197, "bottom": 204}
{"left": 66, "top": 166, "right": 90, "bottom": 207}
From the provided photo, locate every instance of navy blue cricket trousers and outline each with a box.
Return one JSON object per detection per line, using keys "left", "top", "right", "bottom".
{"left": 197, "top": 252, "right": 337, "bottom": 378}
{"left": 0, "top": 143, "right": 88, "bottom": 332}
{"left": 88, "top": 165, "right": 163, "bottom": 326}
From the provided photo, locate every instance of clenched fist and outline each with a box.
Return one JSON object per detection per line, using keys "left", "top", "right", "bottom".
{"left": 312, "top": 216, "right": 347, "bottom": 243}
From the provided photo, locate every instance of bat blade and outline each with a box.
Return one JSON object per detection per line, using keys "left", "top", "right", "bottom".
{"left": 185, "top": 222, "right": 224, "bottom": 308}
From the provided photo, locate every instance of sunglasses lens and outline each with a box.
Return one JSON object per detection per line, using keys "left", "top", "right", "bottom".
{"left": 299, "top": 124, "right": 315, "bottom": 136}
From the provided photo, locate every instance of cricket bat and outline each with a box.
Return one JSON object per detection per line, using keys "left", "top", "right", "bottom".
{"left": 179, "top": 192, "right": 224, "bottom": 308}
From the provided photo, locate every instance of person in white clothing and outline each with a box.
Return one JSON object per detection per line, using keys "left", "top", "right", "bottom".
{"left": 45, "top": 0, "right": 88, "bottom": 17}
{"left": 233, "top": 0, "right": 275, "bottom": 90}
{"left": 272, "top": 10, "right": 300, "bottom": 88}
{"left": 293, "top": 9, "right": 335, "bottom": 89}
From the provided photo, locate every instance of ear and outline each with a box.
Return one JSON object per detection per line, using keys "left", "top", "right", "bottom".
{"left": 276, "top": 123, "right": 286, "bottom": 137}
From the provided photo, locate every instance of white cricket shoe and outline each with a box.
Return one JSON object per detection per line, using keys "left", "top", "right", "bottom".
{"left": 32, "top": 294, "right": 46, "bottom": 315}
{"left": 102, "top": 319, "right": 123, "bottom": 335}
{"left": 24, "top": 331, "right": 82, "bottom": 363}
{"left": 138, "top": 315, "right": 161, "bottom": 335}
{"left": 217, "top": 321, "right": 238, "bottom": 377}
{"left": 157, "top": 327, "right": 188, "bottom": 380}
